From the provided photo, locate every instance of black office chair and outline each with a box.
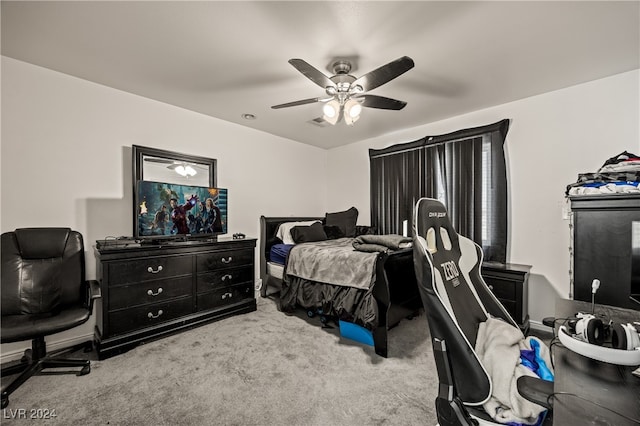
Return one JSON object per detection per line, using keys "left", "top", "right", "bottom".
{"left": 1, "top": 228, "right": 101, "bottom": 409}
{"left": 412, "top": 198, "right": 553, "bottom": 425}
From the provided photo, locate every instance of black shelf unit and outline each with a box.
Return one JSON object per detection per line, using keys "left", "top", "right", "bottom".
{"left": 570, "top": 194, "right": 640, "bottom": 310}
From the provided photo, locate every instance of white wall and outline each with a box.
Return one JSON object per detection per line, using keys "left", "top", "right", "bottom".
{"left": 1, "top": 57, "right": 328, "bottom": 359}
{"left": 326, "top": 69, "right": 640, "bottom": 325}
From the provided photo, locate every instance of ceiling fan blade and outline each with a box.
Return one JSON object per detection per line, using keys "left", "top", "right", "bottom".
{"left": 288, "top": 59, "right": 336, "bottom": 90}
{"left": 272, "top": 96, "right": 333, "bottom": 109}
{"left": 351, "top": 56, "right": 415, "bottom": 92}
{"left": 355, "top": 94, "right": 407, "bottom": 110}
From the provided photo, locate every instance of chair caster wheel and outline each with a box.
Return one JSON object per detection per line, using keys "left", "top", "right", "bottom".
{"left": 306, "top": 310, "right": 316, "bottom": 318}
{"left": 80, "top": 365, "right": 91, "bottom": 376}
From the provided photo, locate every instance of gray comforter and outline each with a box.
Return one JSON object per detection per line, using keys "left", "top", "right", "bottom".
{"left": 285, "top": 238, "right": 378, "bottom": 290}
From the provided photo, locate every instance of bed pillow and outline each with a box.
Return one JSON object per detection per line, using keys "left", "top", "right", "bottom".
{"left": 291, "top": 222, "right": 328, "bottom": 243}
{"left": 276, "top": 220, "right": 320, "bottom": 245}
{"left": 355, "top": 225, "right": 376, "bottom": 236}
{"left": 325, "top": 207, "right": 358, "bottom": 237}
{"left": 323, "top": 225, "right": 345, "bottom": 240}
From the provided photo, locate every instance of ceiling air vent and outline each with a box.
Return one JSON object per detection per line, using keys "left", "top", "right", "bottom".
{"left": 308, "top": 117, "right": 330, "bottom": 127}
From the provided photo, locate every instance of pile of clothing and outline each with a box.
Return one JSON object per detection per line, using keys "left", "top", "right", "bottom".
{"left": 566, "top": 151, "right": 640, "bottom": 196}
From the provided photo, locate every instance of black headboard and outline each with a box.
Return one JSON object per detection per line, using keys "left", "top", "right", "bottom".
{"left": 259, "top": 216, "right": 323, "bottom": 284}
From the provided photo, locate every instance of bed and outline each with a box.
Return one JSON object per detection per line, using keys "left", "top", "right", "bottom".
{"left": 259, "top": 215, "right": 422, "bottom": 357}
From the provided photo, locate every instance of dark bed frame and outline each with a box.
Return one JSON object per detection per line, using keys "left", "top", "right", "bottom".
{"left": 259, "top": 215, "right": 422, "bottom": 357}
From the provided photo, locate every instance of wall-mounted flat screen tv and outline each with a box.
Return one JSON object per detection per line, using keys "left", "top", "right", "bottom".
{"left": 136, "top": 180, "right": 227, "bottom": 240}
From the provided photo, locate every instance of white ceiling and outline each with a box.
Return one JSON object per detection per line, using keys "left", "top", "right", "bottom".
{"left": 2, "top": 1, "right": 639, "bottom": 149}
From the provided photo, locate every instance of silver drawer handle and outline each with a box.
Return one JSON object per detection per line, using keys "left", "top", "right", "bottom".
{"left": 148, "top": 309, "right": 163, "bottom": 319}
{"left": 147, "top": 288, "right": 163, "bottom": 297}
{"left": 221, "top": 292, "right": 233, "bottom": 299}
{"left": 147, "top": 265, "right": 163, "bottom": 274}
{"left": 221, "top": 256, "right": 233, "bottom": 264}
{"left": 221, "top": 274, "right": 233, "bottom": 281}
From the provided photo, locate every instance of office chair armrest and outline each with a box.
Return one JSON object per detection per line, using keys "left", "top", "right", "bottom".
{"left": 84, "top": 279, "right": 102, "bottom": 310}
{"left": 516, "top": 376, "right": 554, "bottom": 410}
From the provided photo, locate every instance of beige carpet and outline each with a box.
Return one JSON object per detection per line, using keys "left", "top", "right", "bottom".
{"left": 1, "top": 297, "right": 438, "bottom": 425}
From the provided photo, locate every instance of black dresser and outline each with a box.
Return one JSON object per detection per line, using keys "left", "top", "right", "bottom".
{"left": 94, "top": 238, "right": 257, "bottom": 358}
{"left": 481, "top": 262, "right": 531, "bottom": 334}
{"left": 570, "top": 194, "right": 640, "bottom": 310}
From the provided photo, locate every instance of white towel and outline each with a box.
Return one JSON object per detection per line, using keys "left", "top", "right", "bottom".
{"left": 475, "top": 317, "right": 552, "bottom": 425}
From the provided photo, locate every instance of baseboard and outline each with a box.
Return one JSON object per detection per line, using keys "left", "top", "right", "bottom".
{"left": 1, "top": 333, "right": 94, "bottom": 364}
{"left": 528, "top": 319, "right": 552, "bottom": 333}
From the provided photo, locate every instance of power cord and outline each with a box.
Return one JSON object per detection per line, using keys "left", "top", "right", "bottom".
{"left": 547, "top": 392, "right": 640, "bottom": 424}
{"left": 545, "top": 317, "right": 572, "bottom": 369}
{"left": 547, "top": 337, "right": 564, "bottom": 370}
{"left": 551, "top": 317, "right": 573, "bottom": 338}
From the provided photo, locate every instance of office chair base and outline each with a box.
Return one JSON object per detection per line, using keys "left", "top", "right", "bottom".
{"left": 1, "top": 340, "right": 91, "bottom": 409}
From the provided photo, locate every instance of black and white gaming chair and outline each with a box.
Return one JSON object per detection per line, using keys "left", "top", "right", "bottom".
{"left": 412, "top": 198, "right": 552, "bottom": 426}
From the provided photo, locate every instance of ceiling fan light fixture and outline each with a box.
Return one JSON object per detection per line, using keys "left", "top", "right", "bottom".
{"left": 175, "top": 165, "right": 187, "bottom": 176}
{"left": 345, "top": 99, "right": 362, "bottom": 118}
{"left": 344, "top": 99, "right": 362, "bottom": 126}
{"left": 322, "top": 100, "right": 341, "bottom": 125}
{"left": 184, "top": 165, "right": 197, "bottom": 176}
{"left": 175, "top": 164, "right": 197, "bottom": 177}
{"left": 323, "top": 102, "right": 338, "bottom": 118}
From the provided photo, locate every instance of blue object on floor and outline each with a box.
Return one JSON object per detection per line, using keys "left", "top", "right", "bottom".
{"left": 339, "top": 320, "right": 374, "bottom": 346}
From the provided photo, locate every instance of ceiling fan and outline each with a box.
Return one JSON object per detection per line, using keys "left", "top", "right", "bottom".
{"left": 271, "top": 56, "right": 415, "bottom": 125}
{"left": 143, "top": 157, "right": 208, "bottom": 177}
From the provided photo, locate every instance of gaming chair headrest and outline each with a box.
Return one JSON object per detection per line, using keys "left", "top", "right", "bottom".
{"left": 413, "top": 198, "right": 461, "bottom": 256}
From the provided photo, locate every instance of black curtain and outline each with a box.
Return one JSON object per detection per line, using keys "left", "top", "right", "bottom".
{"left": 369, "top": 119, "right": 509, "bottom": 263}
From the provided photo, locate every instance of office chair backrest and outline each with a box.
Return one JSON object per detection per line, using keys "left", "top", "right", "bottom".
{"left": 1, "top": 228, "right": 85, "bottom": 315}
{"left": 412, "top": 198, "right": 517, "bottom": 405}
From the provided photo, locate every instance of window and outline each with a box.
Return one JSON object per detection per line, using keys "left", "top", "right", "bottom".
{"left": 369, "top": 119, "right": 509, "bottom": 263}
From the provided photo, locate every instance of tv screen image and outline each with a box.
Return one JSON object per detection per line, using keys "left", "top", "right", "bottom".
{"left": 136, "top": 180, "right": 227, "bottom": 238}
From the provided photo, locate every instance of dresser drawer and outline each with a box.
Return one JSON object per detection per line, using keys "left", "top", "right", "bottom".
{"left": 483, "top": 276, "right": 516, "bottom": 301}
{"left": 108, "top": 276, "right": 192, "bottom": 310}
{"left": 196, "top": 266, "right": 253, "bottom": 293}
{"left": 196, "top": 249, "right": 253, "bottom": 271}
{"left": 498, "top": 299, "right": 517, "bottom": 319}
{"left": 197, "top": 283, "right": 254, "bottom": 311}
{"left": 108, "top": 256, "right": 192, "bottom": 286}
{"left": 108, "top": 296, "right": 193, "bottom": 336}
